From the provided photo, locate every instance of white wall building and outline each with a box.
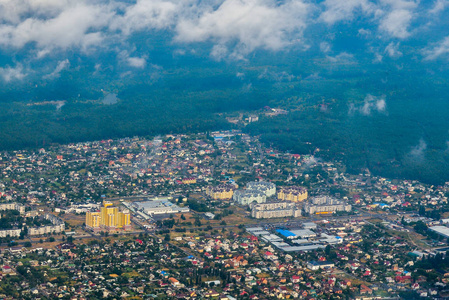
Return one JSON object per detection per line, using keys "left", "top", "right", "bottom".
{"left": 28, "top": 214, "right": 65, "bottom": 236}
{"left": 233, "top": 190, "right": 266, "bottom": 205}
{"left": 304, "top": 196, "right": 352, "bottom": 214}
{"left": 0, "top": 229, "right": 21, "bottom": 238}
{"left": 0, "top": 202, "right": 25, "bottom": 214}
{"left": 246, "top": 181, "right": 276, "bottom": 197}
{"left": 251, "top": 202, "right": 302, "bottom": 219}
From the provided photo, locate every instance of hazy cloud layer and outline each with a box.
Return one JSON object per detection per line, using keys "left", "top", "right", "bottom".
{"left": 0, "top": 0, "right": 447, "bottom": 66}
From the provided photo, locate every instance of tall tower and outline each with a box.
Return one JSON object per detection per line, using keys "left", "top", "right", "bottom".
{"left": 96, "top": 201, "right": 131, "bottom": 230}
{"left": 86, "top": 212, "right": 100, "bottom": 228}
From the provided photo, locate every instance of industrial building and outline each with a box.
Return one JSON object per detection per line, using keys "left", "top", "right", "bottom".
{"left": 132, "top": 197, "right": 189, "bottom": 215}
{"left": 289, "top": 229, "right": 316, "bottom": 239}
{"left": 246, "top": 226, "right": 343, "bottom": 253}
{"left": 303, "top": 196, "right": 352, "bottom": 215}
{"left": 277, "top": 186, "right": 308, "bottom": 202}
{"left": 303, "top": 222, "right": 317, "bottom": 229}
{"left": 251, "top": 202, "right": 301, "bottom": 219}
{"left": 276, "top": 229, "right": 297, "bottom": 239}
{"left": 246, "top": 227, "right": 270, "bottom": 236}
{"left": 429, "top": 226, "right": 449, "bottom": 238}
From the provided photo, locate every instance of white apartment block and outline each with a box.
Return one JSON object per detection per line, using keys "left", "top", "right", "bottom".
{"left": 304, "top": 196, "right": 352, "bottom": 214}
{"left": 0, "top": 202, "right": 25, "bottom": 214}
{"left": 0, "top": 229, "right": 21, "bottom": 238}
{"left": 251, "top": 202, "right": 302, "bottom": 219}
{"left": 246, "top": 181, "right": 276, "bottom": 197}
{"left": 233, "top": 190, "right": 266, "bottom": 205}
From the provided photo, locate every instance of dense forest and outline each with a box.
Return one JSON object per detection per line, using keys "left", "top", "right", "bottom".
{"left": 1, "top": 31, "right": 449, "bottom": 184}
{"left": 246, "top": 69, "right": 449, "bottom": 184}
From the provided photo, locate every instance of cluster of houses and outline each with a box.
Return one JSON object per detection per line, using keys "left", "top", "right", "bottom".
{"left": 2, "top": 130, "right": 449, "bottom": 298}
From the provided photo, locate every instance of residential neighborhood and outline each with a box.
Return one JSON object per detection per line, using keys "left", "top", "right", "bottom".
{"left": 0, "top": 132, "right": 449, "bottom": 299}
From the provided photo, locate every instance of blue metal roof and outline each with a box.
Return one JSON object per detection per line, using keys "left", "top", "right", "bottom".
{"left": 276, "top": 229, "right": 296, "bottom": 237}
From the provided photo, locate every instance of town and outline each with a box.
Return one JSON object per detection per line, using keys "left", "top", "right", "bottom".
{"left": 0, "top": 131, "right": 449, "bottom": 299}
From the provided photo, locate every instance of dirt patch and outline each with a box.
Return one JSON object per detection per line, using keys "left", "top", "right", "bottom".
{"left": 60, "top": 213, "right": 85, "bottom": 228}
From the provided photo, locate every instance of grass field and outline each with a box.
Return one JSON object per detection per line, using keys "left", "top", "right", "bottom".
{"left": 60, "top": 213, "right": 85, "bottom": 228}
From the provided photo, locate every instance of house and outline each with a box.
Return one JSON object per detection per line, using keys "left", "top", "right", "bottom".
{"left": 204, "top": 290, "right": 220, "bottom": 297}
{"left": 169, "top": 277, "right": 180, "bottom": 287}
{"left": 307, "top": 260, "right": 335, "bottom": 271}
{"left": 291, "top": 275, "right": 301, "bottom": 283}
{"left": 360, "top": 284, "right": 372, "bottom": 295}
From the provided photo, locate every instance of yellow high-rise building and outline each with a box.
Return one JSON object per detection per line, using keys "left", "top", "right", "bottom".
{"left": 277, "top": 186, "right": 308, "bottom": 202}
{"left": 86, "top": 201, "right": 131, "bottom": 230}
{"left": 206, "top": 184, "right": 236, "bottom": 200}
{"left": 86, "top": 212, "right": 101, "bottom": 228}
{"left": 101, "top": 203, "right": 119, "bottom": 227}
{"left": 117, "top": 212, "right": 130, "bottom": 228}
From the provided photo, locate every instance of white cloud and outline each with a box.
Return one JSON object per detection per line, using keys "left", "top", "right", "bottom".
{"left": 378, "top": 0, "right": 418, "bottom": 39}
{"left": 326, "top": 52, "right": 355, "bottom": 64}
{"left": 0, "top": 2, "right": 114, "bottom": 53}
{"left": 429, "top": 0, "right": 449, "bottom": 14}
{"left": 0, "top": 0, "right": 315, "bottom": 60}
{"left": 320, "top": 0, "right": 418, "bottom": 39}
{"left": 43, "top": 59, "right": 70, "bottom": 79}
{"left": 373, "top": 52, "right": 383, "bottom": 63}
{"left": 320, "top": 0, "right": 375, "bottom": 24}
{"left": 0, "top": 64, "right": 27, "bottom": 82}
{"left": 319, "top": 42, "right": 331, "bottom": 53}
{"left": 258, "top": 69, "right": 296, "bottom": 82}
{"left": 358, "top": 28, "right": 372, "bottom": 36}
{"left": 110, "top": 0, "right": 180, "bottom": 35}
{"left": 0, "top": 0, "right": 444, "bottom": 66}
{"left": 424, "top": 36, "right": 449, "bottom": 60}
{"left": 304, "top": 72, "right": 322, "bottom": 80}
{"left": 210, "top": 44, "right": 229, "bottom": 61}
{"left": 349, "top": 94, "right": 387, "bottom": 116}
{"left": 385, "top": 42, "right": 402, "bottom": 58}
{"left": 118, "top": 50, "right": 147, "bottom": 68}
{"left": 409, "top": 138, "right": 427, "bottom": 161}
{"left": 175, "top": 0, "right": 310, "bottom": 54}
{"left": 0, "top": 0, "right": 71, "bottom": 24}
{"left": 127, "top": 56, "right": 147, "bottom": 68}
{"left": 378, "top": 8, "right": 413, "bottom": 39}
{"left": 375, "top": 97, "right": 386, "bottom": 111}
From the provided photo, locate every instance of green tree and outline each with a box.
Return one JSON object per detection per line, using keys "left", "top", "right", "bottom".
{"left": 164, "top": 234, "right": 170, "bottom": 242}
